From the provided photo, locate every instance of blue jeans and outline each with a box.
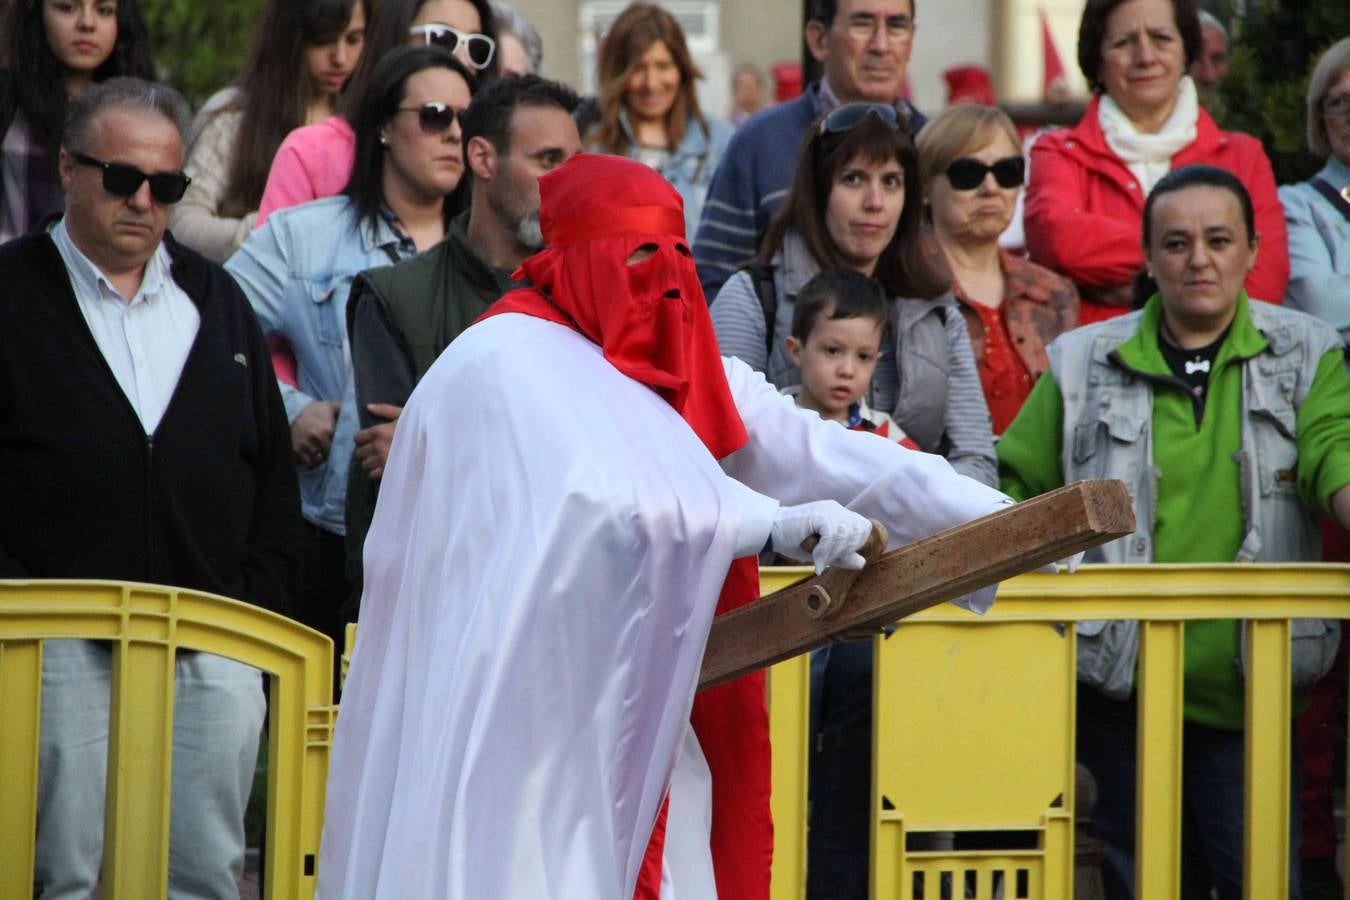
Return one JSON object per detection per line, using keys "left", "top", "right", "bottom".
{"left": 35, "top": 639, "right": 265, "bottom": 899}
{"left": 1077, "top": 685, "right": 1303, "bottom": 900}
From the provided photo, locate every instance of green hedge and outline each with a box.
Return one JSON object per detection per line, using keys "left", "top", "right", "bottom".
{"left": 146, "top": 0, "right": 266, "bottom": 109}
{"left": 1218, "top": 0, "right": 1350, "bottom": 185}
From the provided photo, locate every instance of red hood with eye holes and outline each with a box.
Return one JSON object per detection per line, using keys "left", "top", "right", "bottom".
{"left": 479, "top": 154, "right": 747, "bottom": 461}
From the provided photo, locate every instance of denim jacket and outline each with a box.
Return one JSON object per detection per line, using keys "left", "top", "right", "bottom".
{"left": 1279, "top": 157, "right": 1350, "bottom": 345}
{"left": 1051, "top": 298, "right": 1342, "bottom": 697}
{"left": 613, "top": 108, "right": 733, "bottom": 238}
{"left": 225, "top": 195, "right": 416, "bottom": 534}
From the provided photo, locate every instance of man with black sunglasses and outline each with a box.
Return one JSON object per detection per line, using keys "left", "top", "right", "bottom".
{"left": 693, "top": 0, "right": 926, "bottom": 301}
{"left": 0, "top": 77, "right": 301, "bottom": 897}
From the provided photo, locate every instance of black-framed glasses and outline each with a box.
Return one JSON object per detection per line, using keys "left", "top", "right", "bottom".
{"left": 945, "top": 156, "right": 1025, "bottom": 191}
{"left": 409, "top": 24, "right": 495, "bottom": 70}
{"left": 395, "top": 102, "right": 465, "bottom": 135}
{"left": 71, "top": 153, "right": 192, "bottom": 204}
{"left": 820, "top": 102, "right": 906, "bottom": 136}
{"left": 1323, "top": 93, "right": 1350, "bottom": 120}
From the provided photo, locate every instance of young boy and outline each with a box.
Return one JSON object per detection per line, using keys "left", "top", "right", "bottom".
{"left": 784, "top": 269, "right": 917, "bottom": 448}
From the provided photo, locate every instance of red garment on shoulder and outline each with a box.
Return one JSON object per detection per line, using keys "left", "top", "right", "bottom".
{"left": 480, "top": 155, "right": 773, "bottom": 899}
{"left": 480, "top": 154, "right": 745, "bottom": 459}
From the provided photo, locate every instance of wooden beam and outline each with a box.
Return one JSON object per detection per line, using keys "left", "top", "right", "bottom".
{"left": 698, "top": 480, "right": 1134, "bottom": 691}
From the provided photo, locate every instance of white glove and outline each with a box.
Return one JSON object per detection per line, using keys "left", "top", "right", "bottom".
{"left": 1038, "top": 551, "right": 1085, "bottom": 574}
{"left": 771, "top": 500, "right": 873, "bottom": 574}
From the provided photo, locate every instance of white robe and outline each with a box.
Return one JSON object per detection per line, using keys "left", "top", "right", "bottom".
{"left": 317, "top": 313, "right": 1010, "bottom": 899}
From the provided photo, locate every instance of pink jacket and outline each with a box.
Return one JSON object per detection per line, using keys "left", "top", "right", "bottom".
{"left": 1024, "top": 95, "right": 1288, "bottom": 324}
{"left": 255, "top": 115, "right": 357, "bottom": 389}
{"left": 255, "top": 116, "right": 356, "bottom": 228}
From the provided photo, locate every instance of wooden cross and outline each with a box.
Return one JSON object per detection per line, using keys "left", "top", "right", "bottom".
{"left": 698, "top": 480, "right": 1135, "bottom": 691}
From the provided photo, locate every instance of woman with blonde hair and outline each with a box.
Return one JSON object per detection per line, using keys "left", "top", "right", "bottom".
{"left": 917, "top": 103, "right": 1078, "bottom": 435}
{"left": 587, "top": 1, "right": 731, "bottom": 235}
{"left": 1280, "top": 36, "right": 1350, "bottom": 341}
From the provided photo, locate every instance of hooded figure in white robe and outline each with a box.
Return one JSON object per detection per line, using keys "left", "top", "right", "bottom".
{"left": 316, "top": 154, "right": 1012, "bottom": 899}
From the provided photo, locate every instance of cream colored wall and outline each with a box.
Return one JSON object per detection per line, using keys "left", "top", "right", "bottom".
{"left": 997, "top": 0, "right": 1090, "bottom": 101}
{"left": 910, "top": 0, "right": 1087, "bottom": 109}
{"left": 908, "top": 0, "right": 991, "bottom": 112}
{"left": 512, "top": 0, "right": 581, "bottom": 85}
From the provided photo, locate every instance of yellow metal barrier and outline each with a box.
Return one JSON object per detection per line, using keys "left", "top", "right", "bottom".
{"left": 762, "top": 563, "right": 1350, "bottom": 900}
{"left": 0, "top": 581, "right": 335, "bottom": 899}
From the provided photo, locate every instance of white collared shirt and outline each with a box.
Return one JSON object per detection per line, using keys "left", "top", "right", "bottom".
{"left": 51, "top": 219, "right": 200, "bottom": 434}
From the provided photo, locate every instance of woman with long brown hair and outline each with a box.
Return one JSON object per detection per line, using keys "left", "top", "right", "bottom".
{"left": 712, "top": 102, "right": 995, "bottom": 484}
{"left": 1, "top": 0, "right": 154, "bottom": 242}
{"left": 586, "top": 2, "right": 730, "bottom": 236}
{"left": 170, "top": 0, "right": 371, "bottom": 262}
{"left": 254, "top": 0, "right": 500, "bottom": 225}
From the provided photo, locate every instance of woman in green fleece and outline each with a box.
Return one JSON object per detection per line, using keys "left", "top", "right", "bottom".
{"left": 998, "top": 164, "right": 1350, "bottom": 899}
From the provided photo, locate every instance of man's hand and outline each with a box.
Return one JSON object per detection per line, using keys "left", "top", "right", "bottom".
{"left": 354, "top": 403, "right": 403, "bottom": 480}
{"left": 291, "top": 400, "right": 340, "bottom": 469}
{"left": 770, "top": 500, "right": 873, "bottom": 574}
{"left": 1332, "top": 485, "right": 1350, "bottom": 531}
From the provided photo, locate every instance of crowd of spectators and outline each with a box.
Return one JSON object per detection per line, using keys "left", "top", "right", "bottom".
{"left": 2, "top": 0, "right": 1349, "bottom": 896}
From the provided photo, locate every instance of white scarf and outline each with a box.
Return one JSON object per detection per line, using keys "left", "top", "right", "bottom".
{"left": 1097, "top": 76, "right": 1199, "bottom": 195}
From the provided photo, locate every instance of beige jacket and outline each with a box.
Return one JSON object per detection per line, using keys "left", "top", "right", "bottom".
{"left": 169, "top": 88, "right": 255, "bottom": 263}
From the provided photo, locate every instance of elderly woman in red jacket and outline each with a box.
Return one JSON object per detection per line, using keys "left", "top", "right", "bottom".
{"left": 1024, "top": 0, "right": 1287, "bottom": 324}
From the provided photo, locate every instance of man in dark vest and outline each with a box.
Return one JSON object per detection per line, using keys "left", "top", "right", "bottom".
{"left": 344, "top": 74, "right": 582, "bottom": 585}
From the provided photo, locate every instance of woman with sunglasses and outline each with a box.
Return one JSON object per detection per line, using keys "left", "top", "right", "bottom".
{"left": 709, "top": 102, "right": 997, "bottom": 900}
{"left": 225, "top": 45, "right": 474, "bottom": 672}
{"left": 1, "top": 0, "right": 153, "bottom": 243}
{"left": 255, "top": 0, "right": 498, "bottom": 227}
{"left": 1023, "top": 0, "right": 1286, "bottom": 324}
{"left": 254, "top": 0, "right": 496, "bottom": 391}
{"left": 585, "top": 2, "right": 731, "bottom": 237}
{"left": 169, "top": 0, "right": 370, "bottom": 263}
{"left": 917, "top": 104, "right": 1078, "bottom": 436}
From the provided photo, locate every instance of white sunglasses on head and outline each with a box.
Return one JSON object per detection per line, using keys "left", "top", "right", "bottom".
{"left": 409, "top": 24, "right": 496, "bottom": 70}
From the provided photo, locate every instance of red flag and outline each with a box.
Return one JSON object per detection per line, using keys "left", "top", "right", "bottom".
{"left": 1040, "top": 8, "right": 1069, "bottom": 102}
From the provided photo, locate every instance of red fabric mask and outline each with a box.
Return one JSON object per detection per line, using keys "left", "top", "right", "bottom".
{"left": 482, "top": 154, "right": 747, "bottom": 460}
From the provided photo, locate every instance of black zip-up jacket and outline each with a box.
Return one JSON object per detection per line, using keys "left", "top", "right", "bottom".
{"left": 0, "top": 231, "right": 301, "bottom": 613}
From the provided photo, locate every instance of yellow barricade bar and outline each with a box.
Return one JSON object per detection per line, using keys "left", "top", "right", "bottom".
{"left": 0, "top": 581, "right": 335, "bottom": 900}
{"left": 763, "top": 564, "right": 1350, "bottom": 900}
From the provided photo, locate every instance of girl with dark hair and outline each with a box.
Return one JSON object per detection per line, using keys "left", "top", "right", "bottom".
{"left": 709, "top": 102, "right": 997, "bottom": 900}
{"left": 713, "top": 103, "right": 995, "bottom": 482}
{"left": 170, "top": 0, "right": 370, "bottom": 262}
{"left": 225, "top": 45, "right": 474, "bottom": 670}
{"left": 255, "top": 0, "right": 498, "bottom": 226}
{"left": 1, "top": 0, "right": 153, "bottom": 242}
{"left": 1023, "top": 0, "right": 1287, "bottom": 324}
{"left": 585, "top": 2, "right": 730, "bottom": 236}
